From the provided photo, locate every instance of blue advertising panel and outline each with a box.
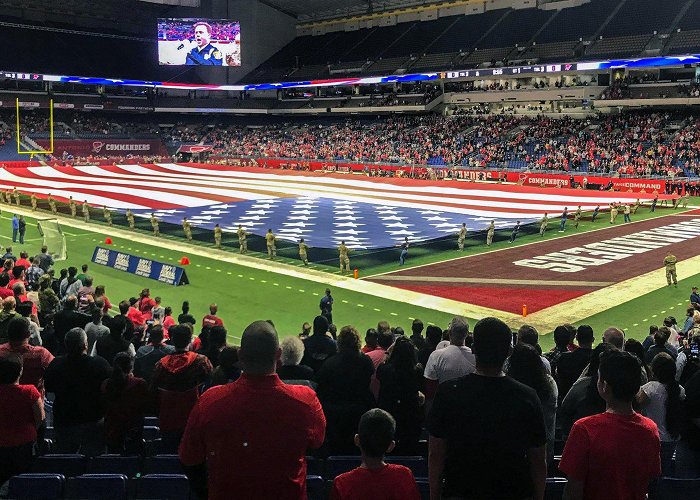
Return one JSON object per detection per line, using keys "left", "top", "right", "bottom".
{"left": 91, "top": 246, "right": 189, "bottom": 286}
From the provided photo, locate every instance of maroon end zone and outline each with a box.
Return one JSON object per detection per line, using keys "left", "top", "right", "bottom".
{"left": 368, "top": 215, "right": 700, "bottom": 315}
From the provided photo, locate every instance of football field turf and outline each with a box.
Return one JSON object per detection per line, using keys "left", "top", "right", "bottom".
{"left": 2, "top": 199, "right": 697, "bottom": 350}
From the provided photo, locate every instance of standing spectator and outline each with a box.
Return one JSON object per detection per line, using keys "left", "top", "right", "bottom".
{"left": 0, "top": 317, "right": 54, "bottom": 396}
{"left": 85, "top": 308, "right": 110, "bottom": 354}
{"left": 196, "top": 325, "right": 227, "bottom": 368}
{"left": 179, "top": 320, "right": 326, "bottom": 500}
{"left": 1, "top": 246, "right": 16, "bottom": 263}
{"left": 0, "top": 353, "right": 45, "bottom": 486}
{"left": 59, "top": 267, "right": 78, "bottom": 298}
{"left": 301, "top": 315, "right": 337, "bottom": 373}
{"left": 202, "top": 303, "right": 224, "bottom": 329}
{"left": 645, "top": 327, "right": 677, "bottom": 363}
{"left": 560, "top": 343, "right": 611, "bottom": 437}
{"left": 177, "top": 300, "right": 196, "bottom": 326}
{"left": 207, "top": 346, "right": 241, "bottom": 389}
{"left": 11, "top": 215, "right": 19, "bottom": 243}
{"left": 556, "top": 325, "right": 594, "bottom": 402}
{"left": 507, "top": 343, "right": 558, "bottom": 466}
{"left": 637, "top": 352, "right": 684, "bottom": 474}
{"left": 368, "top": 329, "right": 393, "bottom": 400}
{"left": 317, "top": 325, "right": 374, "bottom": 454}
{"left": 101, "top": 352, "right": 151, "bottom": 454}
{"left": 427, "top": 317, "right": 547, "bottom": 500}
{"left": 361, "top": 328, "right": 379, "bottom": 353}
{"left": 25, "top": 259, "right": 44, "bottom": 291}
{"left": 603, "top": 326, "right": 625, "bottom": 348}
{"left": 162, "top": 306, "right": 176, "bottom": 337}
{"left": 544, "top": 324, "right": 574, "bottom": 378}
{"left": 75, "top": 264, "right": 90, "bottom": 285}
{"left": 418, "top": 325, "right": 442, "bottom": 368}
{"left": 516, "top": 325, "right": 551, "bottom": 374}
{"left": 15, "top": 251, "right": 31, "bottom": 270}
{"left": 559, "top": 349, "right": 661, "bottom": 500}
{"left": 320, "top": 288, "right": 334, "bottom": 324}
{"left": 152, "top": 324, "right": 213, "bottom": 451}
{"left": 38, "top": 274, "right": 59, "bottom": 323}
{"left": 277, "top": 336, "right": 315, "bottom": 382}
{"left": 92, "top": 314, "right": 135, "bottom": 364}
{"left": 18, "top": 215, "right": 26, "bottom": 245}
{"left": 134, "top": 326, "right": 174, "bottom": 383}
{"left": 409, "top": 318, "right": 426, "bottom": 349}
{"left": 93, "top": 285, "right": 111, "bottom": 314}
{"left": 44, "top": 328, "right": 112, "bottom": 456}
{"left": 0, "top": 296, "right": 20, "bottom": 344}
{"left": 377, "top": 336, "right": 424, "bottom": 454}
{"left": 330, "top": 409, "right": 421, "bottom": 500}
{"left": 424, "top": 317, "right": 475, "bottom": 399}
{"left": 53, "top": 296, "right": 90, "bottom": 354}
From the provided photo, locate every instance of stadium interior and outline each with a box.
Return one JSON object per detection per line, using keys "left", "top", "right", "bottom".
{"left": 1, "top": 0, "right": 700, "bottom": 499}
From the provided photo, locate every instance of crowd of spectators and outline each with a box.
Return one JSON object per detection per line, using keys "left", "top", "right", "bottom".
{"left": 3, "top": 260, "right": 700, "bottom": 498}
{"left": 3, "top": 107, "right": 700, "bottom": 179}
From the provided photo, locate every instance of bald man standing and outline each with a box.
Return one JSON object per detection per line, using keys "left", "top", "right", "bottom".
{"left": 180, "top": 320, "right": 326, "bottom": 500}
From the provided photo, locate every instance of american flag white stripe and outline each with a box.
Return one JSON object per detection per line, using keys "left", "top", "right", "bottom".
{"left": 0, "top": 163, "right": 663, "bottom": 249}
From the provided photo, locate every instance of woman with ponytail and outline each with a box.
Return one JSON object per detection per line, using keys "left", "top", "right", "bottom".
{"left": 101, "top": 352, "right": 151, "bottom": 453}
{"left": 637, "top": 352, "right": 685, "bottom": 474}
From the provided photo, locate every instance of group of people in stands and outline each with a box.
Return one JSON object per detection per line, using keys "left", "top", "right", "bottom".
{"left": 2, "top": 245, "right": 700, "bottom": 499}
{"left": 7, "top": 108, "right": 700, "bottom": 182}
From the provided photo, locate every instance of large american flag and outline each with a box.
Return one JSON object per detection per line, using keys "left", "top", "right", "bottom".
{"left": 0, "top": 163, "right": 662, "bottom": 249}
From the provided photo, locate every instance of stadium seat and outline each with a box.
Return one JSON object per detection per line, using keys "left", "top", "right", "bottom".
{"left": 545, "top": 477, "right": 567, "bottom": 500}
{"left": 416, "top": 478, "right": 429, "bottom": 500}
{"left": 136, "top": 474, "right": 190, "bottom": 500}
{"left": 142, "top": 425, "right": 161, "bottom": 442}
{"left": 305, "top": 456, "right": 323, "bottom": 477}
{"left": 306, "top": 475, "right": 325, "bottom": 500}
{"left": 325, "top": 456, "right": 362, "bottom": 478}
{"left": 8, "top": 473, "right": 65, "bottom": 500}
{"left": 65, "top": 474, "right": 128, "bottom": 500}
{"left": 653, "top": 477, "right": 700, "bottom": 500}
{"left": 386, "top": 456, "right": 427, "bottom": 477}
{"left": 32, "top": 454, "right": 88, "bottom": 477}
{"left": 144, "top": 416, "right": 159, "bottom": 426}
{"left": 88, "top": 455, "right": 141, "bottom": 477}
{"left": 144, "top": 454, "right": 185, "bottom": 475}
{"left": 326, "top": 455, "right": 426, "bottom": 478}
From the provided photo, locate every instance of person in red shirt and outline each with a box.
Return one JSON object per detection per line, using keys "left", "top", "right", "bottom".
{"left": 101, "top": 352, "right": 152, "bottom": 454}
{"left": 202, "top": 303, "right": 224, "bottom": 329}
{"left": 15, "top": 251, "right": 31, "bottom": 270}
{"left": 8, "top": 266, "right": 26, "bottom": 291}
{"left": 331, "top": 408, "right": 421, "bottom": 500}
{"left": 127, "top": 299, "right": 146, "bottom": 328}
{"left": 0, "top": 317, "right": 53, "bottom": 396}
{"left": 179, "top": 320, "right": 326, "bottom": 500}
{"left": 559, "top": 349, "right": 661, "bottom": 500}
{"left": 137, "top": 288, "right": 156, "bottom": 320}
{"left": 0, "top": 353, "right": 45, "bottom": 485}
{"left": 0, "top": 273, "right": 14, "bottom": 299}
{"left": 361, "top": 328, "right": 378, "bottom": 354}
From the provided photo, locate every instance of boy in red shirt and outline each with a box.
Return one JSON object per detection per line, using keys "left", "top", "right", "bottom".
{"left": 331, "top": 408, "right": 421, "bottom": 500}
{"left": 559, "top": 349, "right": 661, "bottom": 500}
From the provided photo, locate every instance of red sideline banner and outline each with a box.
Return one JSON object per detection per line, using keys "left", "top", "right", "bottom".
{"left": 34, "top": 139, "right": 169, "bottom": 157}
{"left": 250, "top": 158, "right": 667, "bottom": 193}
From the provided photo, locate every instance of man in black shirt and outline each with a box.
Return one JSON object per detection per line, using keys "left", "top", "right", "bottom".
{"left": 44, "top": 328, "right": 112, "bottom": 456}
{"left": 428, "top": 317, "right": 547, "bottom": 500}
{"left": 555, "top": 325, "right": 594, "bottom": 402}
{"left": 418, "top": 325, "right": 442, "bottom": 368}
{"left": 53, "top": 296, "right": 91, "bottom": 355}
{"left": 301, "top": 315, "right": 337, "bottom": 373}
{"left": 409, "top": 318, "right": 426, "bottom": 349}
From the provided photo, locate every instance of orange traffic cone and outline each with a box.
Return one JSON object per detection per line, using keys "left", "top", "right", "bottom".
{"left": 105, "top": 237, "right": 113, "bottom": 245}
{"left": 179, "top": 256, "right": 190, "bottom": 265}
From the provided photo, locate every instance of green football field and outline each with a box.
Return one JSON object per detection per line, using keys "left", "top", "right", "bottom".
{"left": 2, "top": 197, "right": 697, "bottom": 349}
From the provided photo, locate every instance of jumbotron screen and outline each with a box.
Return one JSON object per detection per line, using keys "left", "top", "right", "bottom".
{"left": 157, "top": 19, "right": 241, "bottom": 66}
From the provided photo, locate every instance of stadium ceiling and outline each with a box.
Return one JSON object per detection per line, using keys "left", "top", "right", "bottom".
{"left": 262, "top": 0, "right": 438, "bottom": 22}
